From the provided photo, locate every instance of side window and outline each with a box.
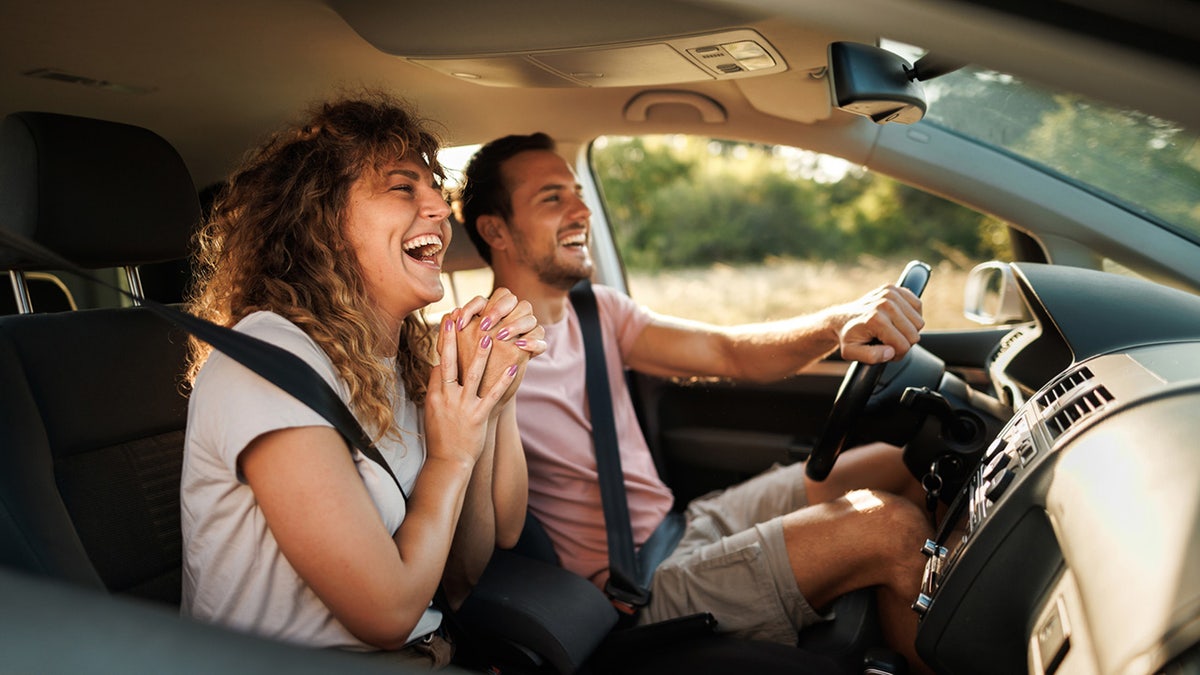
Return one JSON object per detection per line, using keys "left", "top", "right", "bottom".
{"left": 428, "top": 144, "right": 494, "bottom": 319}
{"left": 589, "top": 135, "right": 1012, "bottom": 329}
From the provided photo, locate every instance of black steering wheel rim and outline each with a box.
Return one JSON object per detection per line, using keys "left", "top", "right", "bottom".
{"left": 806, "top": 260, "right": 931, "bottom": 481}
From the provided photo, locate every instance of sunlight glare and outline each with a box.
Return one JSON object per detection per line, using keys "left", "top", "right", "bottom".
{"left": 845, "top": 489, "right": 885, "bottom": 513}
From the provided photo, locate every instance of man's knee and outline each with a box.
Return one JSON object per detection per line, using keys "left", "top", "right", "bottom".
{"left": 843, "top": 490, "right": 931, "bottom": 560}
{"left": 777, "top": 490, "right": 930, "bottom": 608}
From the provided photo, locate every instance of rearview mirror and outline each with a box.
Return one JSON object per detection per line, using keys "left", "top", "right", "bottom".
{"left": 963, "top": 262, "right": 1031, "bottom": 325}
{"left": 827, "top": 41, "right": 926, "bottom": 125}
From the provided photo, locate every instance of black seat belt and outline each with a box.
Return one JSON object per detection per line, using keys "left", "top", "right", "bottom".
{"left": 570, "top": 279, "right": 691, "bottom": 613}
{"left": 568, "top": 281, "right": 720, "bottom": 655}
{"left": 0, "top": 227, "right": 404, "bottom": 496}
{"left": 570, "top": 280, "right": 646, "bottom": 610}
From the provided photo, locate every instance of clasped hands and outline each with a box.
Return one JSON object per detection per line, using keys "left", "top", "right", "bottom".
{"left": 434, "top": 288, "right": 546, "bottom": 407}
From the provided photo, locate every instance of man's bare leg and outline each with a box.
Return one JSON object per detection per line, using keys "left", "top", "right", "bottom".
{"left": 781, "top": 489, "right": 934, "bottom": 674}
{"left": 806, "top": 442, "right": 938, "bottom": 521}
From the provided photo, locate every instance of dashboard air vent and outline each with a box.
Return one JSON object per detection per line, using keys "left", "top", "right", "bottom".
{"left": 1037, "top": 367, "right": 1115, "bottom": 440}
{"left": 1037, "top": 367, "right": 1094, "bottom": 410}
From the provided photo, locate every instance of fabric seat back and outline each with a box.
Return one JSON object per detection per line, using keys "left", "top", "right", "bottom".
{"left": 0, "top": 111, "right": 199, "bottom": 605}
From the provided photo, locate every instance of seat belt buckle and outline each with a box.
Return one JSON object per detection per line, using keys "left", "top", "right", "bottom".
{"left": 610, "top": 599, "right": 638, "bottom": 615}
{"left": 604, "top": 579, "right": 650, "bottom": 614}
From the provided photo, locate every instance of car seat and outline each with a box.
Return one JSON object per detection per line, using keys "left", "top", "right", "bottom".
{"left": 0, "top": 111, "right": 196, "bottom": 603}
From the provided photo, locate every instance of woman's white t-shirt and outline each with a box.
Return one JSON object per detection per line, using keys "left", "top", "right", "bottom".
{"left": 180, "top": 311, "right": 440, "bottom": 650}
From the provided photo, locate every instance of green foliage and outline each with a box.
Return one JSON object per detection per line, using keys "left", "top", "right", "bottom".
{"left": 593, "top": 70, "right": 1200, "bottom": 275}
{"left": 1018, "top": 96, "right": 1200, "bottom": 234}
{"left": 591, "top": 135, "right": 1010, "bottom": 270}
{"left": 925, "top": 69, "right": 1200, "bottom": 241}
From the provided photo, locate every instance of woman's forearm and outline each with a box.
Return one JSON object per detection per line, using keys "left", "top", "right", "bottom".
{"left": 491, "top": 402, "right": 529, "bottom": 548}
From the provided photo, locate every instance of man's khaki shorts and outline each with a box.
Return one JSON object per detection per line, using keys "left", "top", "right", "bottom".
{"left": 638, "top": 462, "right": 831, "bottom": 644}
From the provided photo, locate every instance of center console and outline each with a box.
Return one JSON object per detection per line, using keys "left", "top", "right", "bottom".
{"left": 910, "top": 345, "right": 1181, "bottom": 674}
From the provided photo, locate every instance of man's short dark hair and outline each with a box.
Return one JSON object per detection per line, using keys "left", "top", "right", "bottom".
{"left": 460, "top": 132, "right": 556, "bottom": 264}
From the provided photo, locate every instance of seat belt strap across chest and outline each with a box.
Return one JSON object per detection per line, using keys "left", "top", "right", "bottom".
{"left": 569, "top": 279, "right": 648, "bottom": 610}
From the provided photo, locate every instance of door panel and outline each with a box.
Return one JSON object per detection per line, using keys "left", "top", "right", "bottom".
{"left": 631, "top": 362, "right": 846, "bottom": 506}
{"left": 631, "top": 329, "right": 1007, "bottom": 506}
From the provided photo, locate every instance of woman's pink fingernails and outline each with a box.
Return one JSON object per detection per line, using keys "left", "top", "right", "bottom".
{"left": 514, "top": 339, "right": 527, "bottom": 348}
{"left": 445, "top": 318, "right": 454, "bottom": 332}
{"left": 481, "top": 335, "right": 492, "bottom": 349}
{"left": 456, "top": 317, "right": 466, "bottom": 330}
{"left": 480, "top": 317, "right": 493, "bottom": 331}
{"left": 497, "top": 328, "right": 510, "bottom": 341}
{"left": 507, "top": 364, "right": 518, "bottom": 377}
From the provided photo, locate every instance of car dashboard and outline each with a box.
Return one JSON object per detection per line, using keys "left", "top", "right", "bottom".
{"left": 913, "top": 263, "right": 1200, "bottom": 675}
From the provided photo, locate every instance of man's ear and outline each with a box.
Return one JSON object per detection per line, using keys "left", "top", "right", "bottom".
{"left": 477, "top": 214, "right": 509, "bottom": 251}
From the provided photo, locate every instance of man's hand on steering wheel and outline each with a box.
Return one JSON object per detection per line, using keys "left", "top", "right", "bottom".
{"left": 807, "top": 261, "right": 931, "bottom": 481}
{"left": 837, "top": 281, "right": 926, "bottom": 364}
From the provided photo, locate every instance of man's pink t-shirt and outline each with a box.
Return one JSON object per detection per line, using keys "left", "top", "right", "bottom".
{"left": 516, "top": 284, "right": 675, "bottom": 586}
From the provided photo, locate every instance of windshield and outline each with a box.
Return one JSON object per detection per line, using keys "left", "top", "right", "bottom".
{"left": 907, "top": 54, "right": 1200, "bottom": 245}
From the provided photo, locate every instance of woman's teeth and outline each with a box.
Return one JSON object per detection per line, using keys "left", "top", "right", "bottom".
{"left": 403, "top": 234, "right": 443, "bottom": 261}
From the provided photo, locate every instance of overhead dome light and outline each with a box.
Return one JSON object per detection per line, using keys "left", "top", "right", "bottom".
{"left": 722, "top": 40, "right": 777, "bottom": 71}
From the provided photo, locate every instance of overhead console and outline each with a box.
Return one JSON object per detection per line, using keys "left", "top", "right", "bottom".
{"left": 326, "top": 0, "right": 789, "bottom": 87}
{"left": 404, "top": 29, "right": 788, "bottom": 88}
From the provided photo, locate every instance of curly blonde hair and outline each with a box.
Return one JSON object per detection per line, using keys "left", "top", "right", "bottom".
{"left": 186, "top": 92, "right": 444, "bottom": 442}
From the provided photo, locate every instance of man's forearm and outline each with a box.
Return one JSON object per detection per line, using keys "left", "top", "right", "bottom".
{"left": 629, "top": 309, "right": 842, "bottom": 383}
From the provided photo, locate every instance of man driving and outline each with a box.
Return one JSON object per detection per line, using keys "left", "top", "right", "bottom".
{"left": 459, "top": 132, "right": 934, "bottom": 673}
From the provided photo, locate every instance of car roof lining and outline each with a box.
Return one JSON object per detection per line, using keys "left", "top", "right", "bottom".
{"left": 327, "top": 0, "right": 768, "bottom": 57}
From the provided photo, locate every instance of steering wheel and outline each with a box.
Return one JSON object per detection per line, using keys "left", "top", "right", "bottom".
{"left": 806, "top": 260, "right": 932, "bottom": 481}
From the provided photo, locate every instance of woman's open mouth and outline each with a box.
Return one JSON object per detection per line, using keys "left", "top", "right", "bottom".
{"left": 403, "top": 233, "right": 444, "bottom": 265}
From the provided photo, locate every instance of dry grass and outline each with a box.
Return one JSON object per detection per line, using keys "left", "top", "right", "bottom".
{"left": 627, "top": 258, "right": 979, "bottom": 329}
{"left": 433, "top": 258, "right": 980, "bottom": 329}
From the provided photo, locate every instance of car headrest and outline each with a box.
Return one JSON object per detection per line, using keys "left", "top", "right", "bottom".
{"left": 0, "top": 111, "right": 199, "bottom": 271}
{"left": 443, "top": 214, "right": 488, "bottom": 274}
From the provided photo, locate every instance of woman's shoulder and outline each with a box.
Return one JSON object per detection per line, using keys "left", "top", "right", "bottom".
{"left": 236, "top": 311, "right": 322, "bottom": 353}
{"left": 223, "top": 310, "right": 340, "bottom": 382}
{"left": 235, "top": 310, "right": 308, "bottom": 341}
